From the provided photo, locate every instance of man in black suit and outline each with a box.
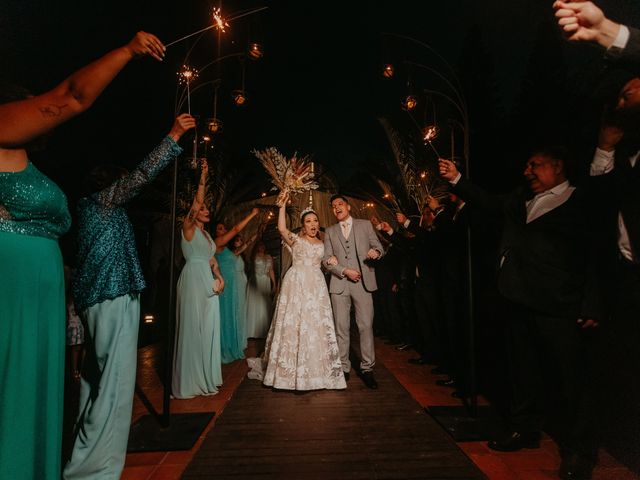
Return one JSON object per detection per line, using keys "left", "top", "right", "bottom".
{"left": 554, "top": 1, "right": 640, "bottom": 67}
{"left": 589, "top": 78, "right": 640, "bottom": 470}
{"left": 439, "top": 148, "right": 602, "bottom": 480}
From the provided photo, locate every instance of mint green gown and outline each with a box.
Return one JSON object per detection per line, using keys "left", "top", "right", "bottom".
{"left": 0, "top": 161, "right": 71, "bottom": 479}
{"left": 172, "top": 228, "right": 222, "bottom": 398}
{"left": 215, "top": 247, "right": 245, "bottom": 363}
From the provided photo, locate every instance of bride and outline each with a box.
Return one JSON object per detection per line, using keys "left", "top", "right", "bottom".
{"left": 247, "top": 191, "right": 346, "bottom": 390}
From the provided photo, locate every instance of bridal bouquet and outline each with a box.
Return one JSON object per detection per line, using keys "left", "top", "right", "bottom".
{"left": 253, "top": 147, "right": 318, "bottom": 194}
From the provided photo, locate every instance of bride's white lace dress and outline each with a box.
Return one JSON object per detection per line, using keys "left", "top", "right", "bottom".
{"left": 247, "top": 233, "right": 346, "bottom": 390}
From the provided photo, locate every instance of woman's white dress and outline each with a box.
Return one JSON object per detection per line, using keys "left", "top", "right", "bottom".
{"left": 248, "top": 234, "right": 345, "bottom": 390}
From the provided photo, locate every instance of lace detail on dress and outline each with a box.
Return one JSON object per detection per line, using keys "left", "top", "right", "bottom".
{"left": 247, "top": 234, "right": 346, "bottom": 390}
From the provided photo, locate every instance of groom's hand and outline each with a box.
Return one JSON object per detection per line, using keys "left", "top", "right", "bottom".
{"left": 343, "top": 268, "right": 361, "bottom": 282}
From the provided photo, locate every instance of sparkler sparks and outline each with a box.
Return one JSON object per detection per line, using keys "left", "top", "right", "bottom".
{"left": 212, "top": 7, "right": 230, "bottom": 32}
{"left": 177, "top": 65, "right": 198, "bottom": 114}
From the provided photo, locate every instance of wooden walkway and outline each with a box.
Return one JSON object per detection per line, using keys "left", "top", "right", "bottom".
{"left": 182, "top": 364, "right": 487, "bottom": 480}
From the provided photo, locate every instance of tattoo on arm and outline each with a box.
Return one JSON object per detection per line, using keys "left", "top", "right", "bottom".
{"left": 39, "top": 104, "right": 69, "bottom": 117}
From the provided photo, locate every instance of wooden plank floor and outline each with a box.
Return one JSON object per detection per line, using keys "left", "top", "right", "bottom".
{"left": 182, "top": 364, "right": 487, "bottom": 480}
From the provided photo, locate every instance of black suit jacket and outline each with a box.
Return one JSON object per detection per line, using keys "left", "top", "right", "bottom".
{"left": 605, "top": 26, "right": 640, "bottom": 69}
{"left": 453, "top": 178, "right": 602, "bottom": 320}
{"left": 590, "top": 146, "right": 640, "bottom": 264}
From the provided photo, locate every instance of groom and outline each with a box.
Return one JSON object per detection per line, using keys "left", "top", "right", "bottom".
{"left": 324, "top": 194, "right": 384, "bottom": 389}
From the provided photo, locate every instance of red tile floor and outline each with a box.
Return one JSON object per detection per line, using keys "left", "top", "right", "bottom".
{"left": 118, "top": 340, "right": 639, "bottom": 480}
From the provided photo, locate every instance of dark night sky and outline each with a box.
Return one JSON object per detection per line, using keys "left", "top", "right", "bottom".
{"left": 3, "top": 0, "right": 640, "bottom": 200}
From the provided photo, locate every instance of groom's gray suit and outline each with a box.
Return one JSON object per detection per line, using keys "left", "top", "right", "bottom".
{"left": 323, "top": 217, "right": 384, "bottom": 373}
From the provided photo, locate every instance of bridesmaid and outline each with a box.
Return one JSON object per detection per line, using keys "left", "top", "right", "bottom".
{"left": 231, "top": 233, "right": 256, "bottom": 351}
{"left": 245, "top": 240, "right": 276, "bottom": 339}
{"left": 0, "top": 32, "right": 165, "bottom": 480}
{"left": 172, "top": 160, "right": 225, "bottom": 398}
{"left": 214, "top": 208, "right": 259, "bottom": 363}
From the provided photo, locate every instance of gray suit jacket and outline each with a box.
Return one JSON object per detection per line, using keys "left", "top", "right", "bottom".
{"left": 323, "top": 218, "right": 384, "bottom": 294}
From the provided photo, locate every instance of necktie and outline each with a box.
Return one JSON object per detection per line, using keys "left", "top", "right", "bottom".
{"left": 341, "top": 221, "right": 350, "bottom": 239}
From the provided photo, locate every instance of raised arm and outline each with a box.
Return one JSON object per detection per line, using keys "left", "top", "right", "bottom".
{"left": 0, "top": 32, "right": 166, "bottom": 148}
{"left": 276, "top": 191, "right": 295, "bottom": 247}
{"left": 215, "top": 207, "right": 260, "bottom": 248}
{"left": 183, "top": 159, "right": 208, "bottom": 240}
{"left": 95, "top": 114, "right": 195, "bottom": 208}
{"left": 438, "top": 158, "right": 506, "bottom": 214}
{"left": 234, "top": 233, "right": 257, "bottom": 256}
{"left": 553, "top": 1, "right": 621, "bottom": 48}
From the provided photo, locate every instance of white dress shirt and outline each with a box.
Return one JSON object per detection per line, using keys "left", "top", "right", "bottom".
{"left": 449, "top": 172, "right": 574, "bottom": 223}
{"left": 591, "top": 148, "right": 638, "bottom": 262}
{"left": 611, "top": 25, "right": 630, "bottom": 50}
{"left": 525, "top": 180, "right": 575, "bottom": 223}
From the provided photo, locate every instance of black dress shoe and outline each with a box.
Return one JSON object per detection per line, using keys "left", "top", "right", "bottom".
{"left": 431, "top": 366, "right": 448, "bottom": 375}
{"left": 408, "top": 357, "right": 430, "bottom": 365}
{"left": 559, "top": 453, "right": 596, "bottom": 480}
{"left": 343, "top": 372, "right": 350, "bottom": 381}
{"left": 361, "top": 371, "right": 378, "bottom": 389}
{"left": 488, "top": 431, "right": 541, "bottom": 452}
{"left": 395, "top": 343, "right": 411, "bottom": 351}
{"left": 451, "top": 390, "right": 469, "bottom": 399}
{"left": 435, "top": 378, "right": 456, "bottom": 387}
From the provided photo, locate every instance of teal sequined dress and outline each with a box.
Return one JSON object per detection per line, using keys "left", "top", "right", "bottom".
{"left": 0, "top": 161, "right": 71, "bottom": 480}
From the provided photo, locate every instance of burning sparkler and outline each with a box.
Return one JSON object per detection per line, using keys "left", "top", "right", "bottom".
{"left": 177, "top": 65, "right": 198, "bottom": 114}
{"left": 422, "top": 124, "right": 440, "bottom": 157}
{"left": 165, "top": 6, "right": 268, "bottom": 48}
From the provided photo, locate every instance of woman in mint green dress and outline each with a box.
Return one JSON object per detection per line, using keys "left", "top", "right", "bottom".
{"left": 214, "top": 208, "right": 259, "bottom": 363}
{"left": 0, "top": 32, "right": 166, "bottom": 480}
{"left": 172, "top": 160, "right": 225, "bottom": 398}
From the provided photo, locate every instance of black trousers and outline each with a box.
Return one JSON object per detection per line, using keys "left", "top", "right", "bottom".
{"left": 413, "top": 275, "right": 441, "bottom": 362}
{"left": 504, "top": 302, "right": 598, "bottom": 456}
{"left": 599, "top": 258, "right": 640, "bottom": 463}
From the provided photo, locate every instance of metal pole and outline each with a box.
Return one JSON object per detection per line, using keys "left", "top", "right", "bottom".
{"left": 162, "top": 159, "right": 179, "bottom": 427}
{"left": 462, "top": 115, "right": 478, "bottom": 418}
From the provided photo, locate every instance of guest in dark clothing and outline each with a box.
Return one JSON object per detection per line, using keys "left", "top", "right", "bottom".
{"left": 439, "top": 147, "right": 602, "bottom": 480}
{"left": 436, "top": 194, "right": 471, "bottom": 394}
{"left": 380, "top": 202, "right": 447, "bottom": 367}
{"left": 589, "top": 78, "right": 640, "bottom": 468}
{"left": 372, "top": 231, "right": 403, "bottom": 342}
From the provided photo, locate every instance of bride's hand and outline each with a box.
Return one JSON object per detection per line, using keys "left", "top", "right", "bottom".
{"left": 276, "top": 190, "right": 289, "bottom": 207}
{"left": 326, "top": 256, "right": 338, "bottom": 266}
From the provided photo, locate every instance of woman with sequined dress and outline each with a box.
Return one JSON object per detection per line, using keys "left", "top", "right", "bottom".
{"left": 172, "top": 160, "right": 225, "bottom": 399}
{"left": 0, "top": 32, "right": 165, "bottom": 480}
{"left": 63, "top": 114, "right": 195, "bottom": 479}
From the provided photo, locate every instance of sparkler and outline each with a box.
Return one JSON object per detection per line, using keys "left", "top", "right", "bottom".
{"left": 177, "top": 65, "right": 198, "bottom": 114}
{"left": 422, "top": 124, "right": 440, "bottom": 157}
{"left": 164, "top": 6, "right": 269, "bottom": 48}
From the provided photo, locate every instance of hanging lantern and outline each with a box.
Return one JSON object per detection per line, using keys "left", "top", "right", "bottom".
{"left": 232, "top": 89, "right": 248, "bottom": 106}
{"left": 207, "top": 118, "right": 223, "bottom": 134}
{"left": 248, "top": 42, "right": 264, "bottom": 60}
{"left": 401, "top": 95, "right": 418, "bottom": 111}
{"left": 382, "top": 64, "right": 394, "bottom": 78}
